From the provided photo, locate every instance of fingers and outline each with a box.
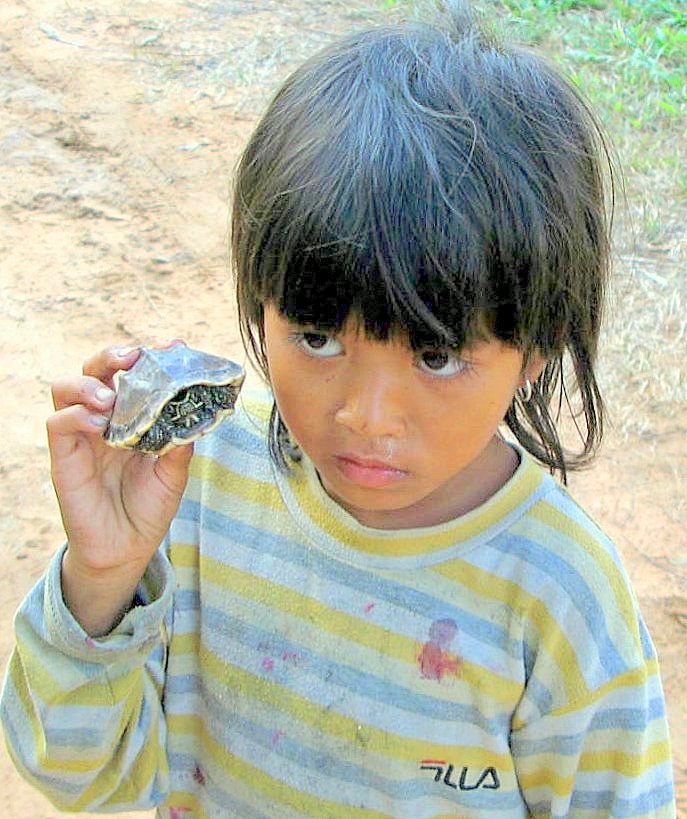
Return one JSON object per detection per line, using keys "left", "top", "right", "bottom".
{"left": 48, "top": 341, "right": 191, "bottom": 464}
{"left": 51, "top": 344, "right": 140, "bottom": 411}
{"left": 154, "top": 441, "right": 195, "bottom": 495}
{"left": 82, "top": 345, "right": 141, "bottom": 387}
{"left": 46, "top": 403, "right": 112, "bottom": 463}
{"left": 51, "top": 374, "right": 118, "bottom": 412}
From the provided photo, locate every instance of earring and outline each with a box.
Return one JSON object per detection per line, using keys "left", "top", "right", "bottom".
{"left": 518, "top": 379, "right": 533, "bottom": 403}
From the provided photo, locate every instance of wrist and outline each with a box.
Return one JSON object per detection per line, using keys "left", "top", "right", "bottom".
{"left": 61, "top": 547, "right": 149, "bottom": 588}
{"left": 61, "top": 548, "right": 149, "bottom": 637}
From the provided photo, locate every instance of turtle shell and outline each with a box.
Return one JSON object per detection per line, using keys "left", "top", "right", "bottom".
{"left": 105, "top": 344, "right": 245, "bottom": 455}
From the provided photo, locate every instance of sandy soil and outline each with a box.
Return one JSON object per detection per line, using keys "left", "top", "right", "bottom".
{"left": 1, "top": 1, "right": 685, "bottom": 816}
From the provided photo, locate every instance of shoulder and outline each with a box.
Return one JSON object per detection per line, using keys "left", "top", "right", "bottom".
{"left": 502, "top": 473, "right": 654, "bottom": 688}
{"left": 518, "top": 479, "right": 629, "bottom": 596}
{"left": 496, "top": 451, "right": 627, "bottom": 590}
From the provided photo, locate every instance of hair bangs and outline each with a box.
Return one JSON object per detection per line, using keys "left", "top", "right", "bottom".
{"left": 266, "top": 204, "right": 489, "bottom": 354}
{"left": 235, "top": 29, "right": 496, "bottom": 354}
{"left": 232, "top": 8, "right": 614, "bottom": 477}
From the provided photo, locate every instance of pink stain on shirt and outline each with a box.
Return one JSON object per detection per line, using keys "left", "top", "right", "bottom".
{"left": 418, "top": 618, "right": 460, "bottom": 681}
{"left": 364, "top": 602, "right": 376, "bottom": 614}
{"left": 261, "top": 656, "right": 275, "bottom": 672}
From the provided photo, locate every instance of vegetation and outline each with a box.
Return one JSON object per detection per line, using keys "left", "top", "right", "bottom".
{"left": 476, "top": 0, "right": 687, "bottom": 427}
{"left": 484, "top": 0, "right": 686, "bottom": 189}
{"left": 384, "top": 0, "right": 687, "bottom": 431}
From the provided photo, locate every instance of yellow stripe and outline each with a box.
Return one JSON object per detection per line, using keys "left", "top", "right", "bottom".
{"left": 172, "top": 639, "right": 511, "bottom": 770}
{"left": 170, "top": 541, "right": 200, "bottom": 570}
{"left": 72, "top": 721, "right": 163, "bottom": 811}
{"left": 205, "top": 552, "right": 408, "bottom": 664}
{"left": 40, "top": 679, "right": 143, "bottom": 774}
{"left": 10, "top": 632, "right": 152, "bottom": 710}
{"left": 538, "top": 660, "right": 660, "bottom": 722}
{"left": 169, "top": 542, "right": 521, "bottom": 706}
{"left": 164, "top": 791, "right": 207, "bottom": 819}
{"left": 6, "top": 656, "right": 65, "bottom": 780}
{"left": 238, "top": 392, "right": 272, "bottom": 424}
{"left": 435, "top": 558, "right": 587, "bottom": 703}
{"left": 9, "top": 654, "right": 165, "bottom": 808}
{"left": 293, "top": 456, "right": 543, "bottom": 557}
{"left": 580, "top": 740, "right": 672, "bottom": 775}
{"left": 517, "top": 739, "right": 672, "bottom": 797}
{"left": 9, "top": 633, "right": 68, "bottom": 701}
{"left": 168, "top": 714, "right": 386, "bottom": 818}
{"left": 190, "top": 456, "right": 283, "bottom": 510}
{"left": 530, "top": 501, "right": 642, "bottom": 649}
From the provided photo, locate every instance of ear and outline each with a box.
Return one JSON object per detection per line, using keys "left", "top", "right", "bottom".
{"left": 520, "top": 351, "right": 547, "bottom": 388}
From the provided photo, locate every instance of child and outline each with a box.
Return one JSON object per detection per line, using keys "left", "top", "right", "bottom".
{"left": 1, "top": 2, "right": 675, "bottom": 817}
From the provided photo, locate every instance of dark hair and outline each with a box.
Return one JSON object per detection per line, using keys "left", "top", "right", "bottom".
{"left": 231, "top": 1, "right": 614, "bottom": 482}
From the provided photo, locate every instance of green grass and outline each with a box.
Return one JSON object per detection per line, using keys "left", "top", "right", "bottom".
{"left": 477, "top": 0, "right": 687, "bottom": 193}
{"left": 383, "top": 0, "right": 687, "bottom": 422}
{"left": 491, "top": 1, "right": 685, "bottom": 121}
{"left": 476, "top": 2, "right": 686, "bottom": 416}
{"left": 387, "top": 0, "right": 686, "bottom": 198}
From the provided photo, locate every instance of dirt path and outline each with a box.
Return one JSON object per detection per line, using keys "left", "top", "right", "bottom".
{"left": 1, "top": 1, "right": 685, "bottom": 815}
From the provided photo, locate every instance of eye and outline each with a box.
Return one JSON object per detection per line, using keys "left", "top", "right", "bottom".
{"left": 291, "top": 332, "right": 343, "bottom": 358}
{"left": 417, "top": 349, "right": 472, "bottom": 378}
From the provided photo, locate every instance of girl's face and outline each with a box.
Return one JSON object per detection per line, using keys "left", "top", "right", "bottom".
{"left": 263, "top": 305, "right": 543, "bottom": 530}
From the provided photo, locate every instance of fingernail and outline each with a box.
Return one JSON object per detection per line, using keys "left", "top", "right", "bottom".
{"left": 115, "top": 346, "right": 137, "bottom": 357}
{"left": 95, "top": 387, "right": 115, "bottom": 404}
{"left": 89, "top": 415, "right": 109, "bottom": 427}
{"left": 154, "top": 339, "right": 184, "bottom": 349}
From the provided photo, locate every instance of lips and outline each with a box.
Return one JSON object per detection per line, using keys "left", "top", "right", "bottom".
{"left": 334, "top": 453, "right": 408, "bottom": 489}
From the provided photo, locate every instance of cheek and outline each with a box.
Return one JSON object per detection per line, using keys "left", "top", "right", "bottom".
{"left": 270, "top": 366, "right": 328, "bottom": 444}
{"left": 425, "top": 380, "right": 516, "bottom": 441}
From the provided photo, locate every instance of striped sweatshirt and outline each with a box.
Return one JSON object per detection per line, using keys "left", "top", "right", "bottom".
{"left": 1, "top": 393, "right": 675, "bottom": 817}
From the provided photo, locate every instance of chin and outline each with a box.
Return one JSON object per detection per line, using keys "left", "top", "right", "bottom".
{"left": 327, "top": 482, "right": 420, "bottom": 512}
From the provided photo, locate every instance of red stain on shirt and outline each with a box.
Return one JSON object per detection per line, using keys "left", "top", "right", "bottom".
{"left": 418, "top": 618, "right": 460, "bottom": 681}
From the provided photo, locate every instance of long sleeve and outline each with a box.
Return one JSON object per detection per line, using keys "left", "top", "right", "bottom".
{"left": 0, "top": 542, "right": 175, "bottom": 813}
{"left": 511, "top": 615, "right": 675, "bottom": 817}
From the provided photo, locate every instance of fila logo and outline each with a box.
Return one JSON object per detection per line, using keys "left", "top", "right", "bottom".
{"left": 420, "top": 760, "right": 501, "bottom": 791}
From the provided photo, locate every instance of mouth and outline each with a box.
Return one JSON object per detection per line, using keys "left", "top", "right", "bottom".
{"left": 334, "top": 453, "right": 409, "bottom": 489}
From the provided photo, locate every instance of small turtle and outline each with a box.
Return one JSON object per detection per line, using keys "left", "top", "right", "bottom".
{"left": 105, "top": 344, "right": 245, "bottom": 455}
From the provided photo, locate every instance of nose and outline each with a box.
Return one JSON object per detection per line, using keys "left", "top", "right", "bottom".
{"left": 334, "top": 367, "right": 406, "bottom": 439}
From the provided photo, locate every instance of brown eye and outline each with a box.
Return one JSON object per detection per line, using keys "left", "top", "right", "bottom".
{"left": 291, "top": 332, "right": 343, "bottom": 358}
{"left": 421, "top": 350, "right": 450, "bottom": 371}
{"left": 303, "top": 333, "right": 329, "bottom": 349}
{"left": 417, "top": 349, "right": 471, "bottom": 377}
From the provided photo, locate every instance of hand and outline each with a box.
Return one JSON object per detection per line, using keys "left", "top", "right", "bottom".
{"left": 47, "top": 344, "right": 193, "bottom": 613}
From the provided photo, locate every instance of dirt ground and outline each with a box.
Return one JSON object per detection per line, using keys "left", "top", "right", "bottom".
{"left": 1, "top": 0, "right": 685, "bottom": 816}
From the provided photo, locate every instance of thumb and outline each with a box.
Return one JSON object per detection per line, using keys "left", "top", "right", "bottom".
{"left": 154, "top": 442, "right": 195, "bottom": 497}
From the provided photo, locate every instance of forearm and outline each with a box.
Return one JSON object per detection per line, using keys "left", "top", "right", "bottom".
{"left": 0, "top": 544, "right": 174, "bottom": 811}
